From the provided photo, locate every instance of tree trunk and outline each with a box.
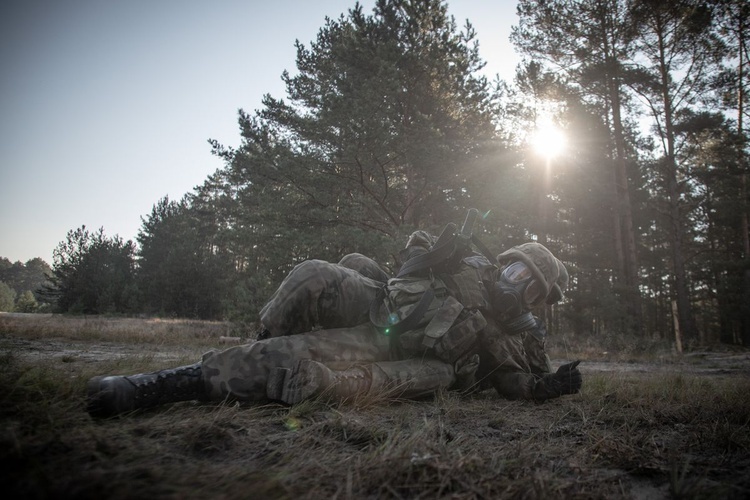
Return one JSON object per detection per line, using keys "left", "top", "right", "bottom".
{"left": 608, "top": 71, "right": 643, "bottom": 335}
{"left": 655, "top": 19, "right": 699, "bottom": 343}
{"left": 739, "top": 9, "right": 749, "bottom": 259}
{"left": 737, "top": 11, "right": 750, "bottom": 346}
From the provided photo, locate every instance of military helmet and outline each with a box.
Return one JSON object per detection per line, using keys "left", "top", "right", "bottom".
{"left": 496, "top": 242, "right": 568, "bottom": 305}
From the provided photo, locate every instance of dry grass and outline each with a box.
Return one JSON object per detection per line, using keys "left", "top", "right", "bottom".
{"left": 0, "top": 312, "right": 245, "bottom": 345}
{"left": 2, "top": 314, "right": 750, "bottom": 499}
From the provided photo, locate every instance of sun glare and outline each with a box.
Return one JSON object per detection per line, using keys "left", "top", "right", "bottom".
{"left": 530, "top": 122, "right": 567, "bottom": 159}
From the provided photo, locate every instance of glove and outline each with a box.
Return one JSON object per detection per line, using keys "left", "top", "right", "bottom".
{"left": 554, "top": 360, "right": 582, "bottom": 393}
{"left": 533, "top": 360, "right": 582, "bottom": 401}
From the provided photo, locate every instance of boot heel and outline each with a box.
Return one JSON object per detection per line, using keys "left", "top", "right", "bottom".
{"left": 87, "top": 375, "right": 136, "bottom": 417}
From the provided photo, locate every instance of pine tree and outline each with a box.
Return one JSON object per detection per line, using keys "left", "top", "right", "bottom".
{"left": 628, "top": 0, "right": 725, "bottom": 343}
{"left": 222, "top": 0, "right": 497, "bottom": 244}
{"left": 137, "top": 196, "right": 230, "bottom": 319}
{"left": 0, "top": 282, "right": 15, "bottom": 312}
{"left": 48, "top": 226, "right": 138, "bottom": 314}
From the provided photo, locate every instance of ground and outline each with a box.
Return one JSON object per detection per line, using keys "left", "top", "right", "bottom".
{"left": 1, "top": 314, "right": 749, "bottom": 499}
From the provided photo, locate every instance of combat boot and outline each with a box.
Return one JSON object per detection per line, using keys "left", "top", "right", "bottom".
{"left": 87, "top": 363, "right": 205, "bottom": 418}
{"left": 268, "top": 358, "right": 455, "bottom": 405}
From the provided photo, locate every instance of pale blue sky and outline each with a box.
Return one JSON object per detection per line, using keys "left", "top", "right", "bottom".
{"left": 0, "top": 0, "right": 520, "bottom": 264}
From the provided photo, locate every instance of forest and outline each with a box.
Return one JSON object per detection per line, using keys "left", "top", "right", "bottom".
{"left": 6, "top": 0, "right": 748, "bottom": 349}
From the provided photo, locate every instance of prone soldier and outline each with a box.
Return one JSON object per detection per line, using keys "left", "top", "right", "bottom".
{"left": 87, "top": 212, "right": 581, "bottom": 417}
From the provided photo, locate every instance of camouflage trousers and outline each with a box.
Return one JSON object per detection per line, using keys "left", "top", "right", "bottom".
{"left": 202, "top": 255, "right": 455, "bottom": 401}
{"left": 259, "top": 255, "right": 386, "bottom": 337}
{"left": 202, "top": 323, "right": 393, "bottom": 400}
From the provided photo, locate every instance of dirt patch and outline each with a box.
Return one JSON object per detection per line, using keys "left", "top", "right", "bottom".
{"left": 578, "top": 352, "right": 750, "bottom": 377}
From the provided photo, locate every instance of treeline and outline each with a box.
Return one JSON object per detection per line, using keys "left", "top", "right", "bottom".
{"left": 37, "top": 0, "right": 749, "bottom": 347}
{"left": 0, "top": 258, "right": 52, "bottom": 312}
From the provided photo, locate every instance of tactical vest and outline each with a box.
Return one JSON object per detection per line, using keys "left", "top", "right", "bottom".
{"left": 370, "top": 258, "right": 494, "bottom": 364}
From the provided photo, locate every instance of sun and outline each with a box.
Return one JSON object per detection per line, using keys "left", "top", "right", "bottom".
{"left": 530, "top": 122, "right": 567, "bottom": 159}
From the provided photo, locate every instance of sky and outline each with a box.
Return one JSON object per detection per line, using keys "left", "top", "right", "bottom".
{"left": 0, "top": 0, "right": 521, "bottom": 265}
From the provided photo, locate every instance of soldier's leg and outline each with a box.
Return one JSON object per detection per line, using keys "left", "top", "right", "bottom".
{"left": 259, "top": 259, "right": 384, "bottom": 337}
{"left": 272, "top": 357, "right": 456, "bottom": 405}
{"left": 88, "top": 323, "right": 390, "bottom": 417}
{"left": 202, "top": 323, "right": 390, "bottom": 400}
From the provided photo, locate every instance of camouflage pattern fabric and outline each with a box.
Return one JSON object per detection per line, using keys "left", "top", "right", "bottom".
{"left": 479, "top": 317, "right": 551, "bottom": 374}
{"left": 204, "top": 247, "right": 493, "bottom": 402}
{"left": 259, "top": 257, "right": 385, "bottom": 337}
{"left": 475, "top": 315, "right": 552, "bottom": 399}
{"left": 404, "top": 230, "right": 438, "bottom": 250}
{"left": 202, "top": 323, "right": 391, "bottom": 400}
{"left": 338, "top": 252, "right": 389, "bottom": 283}
{"left": 524, "top": 317, "right": 553, "bottom": 375}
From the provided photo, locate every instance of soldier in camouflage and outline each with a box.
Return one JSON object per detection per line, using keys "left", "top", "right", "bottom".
{"left": 87, "top": 223, "right": 582, "bottom": 418}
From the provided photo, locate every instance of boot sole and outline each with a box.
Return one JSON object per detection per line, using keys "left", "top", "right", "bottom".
{"left": 86, "top": 376, "right": 123, "bottom": 418}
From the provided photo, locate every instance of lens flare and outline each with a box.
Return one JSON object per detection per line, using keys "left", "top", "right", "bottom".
{"left": 531, "top": 123, "right": 566, "bottom": 159}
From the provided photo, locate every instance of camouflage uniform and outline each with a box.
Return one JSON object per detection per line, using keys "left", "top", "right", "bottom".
{"left": 87, "top": 230, "right": 578, "bottom": 417}
{"left": 202, "top": 234, "right": 562, "bottom": 403}
{"left": 475, "top": 242, "right": 573, "bottom": 399}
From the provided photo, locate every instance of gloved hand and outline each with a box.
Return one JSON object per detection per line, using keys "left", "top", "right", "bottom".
{"left": 554, "top": 360, "right": 582, "bottom": 393}
{"left": 533, "top": 360, "right": 582, "bottom": 401}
